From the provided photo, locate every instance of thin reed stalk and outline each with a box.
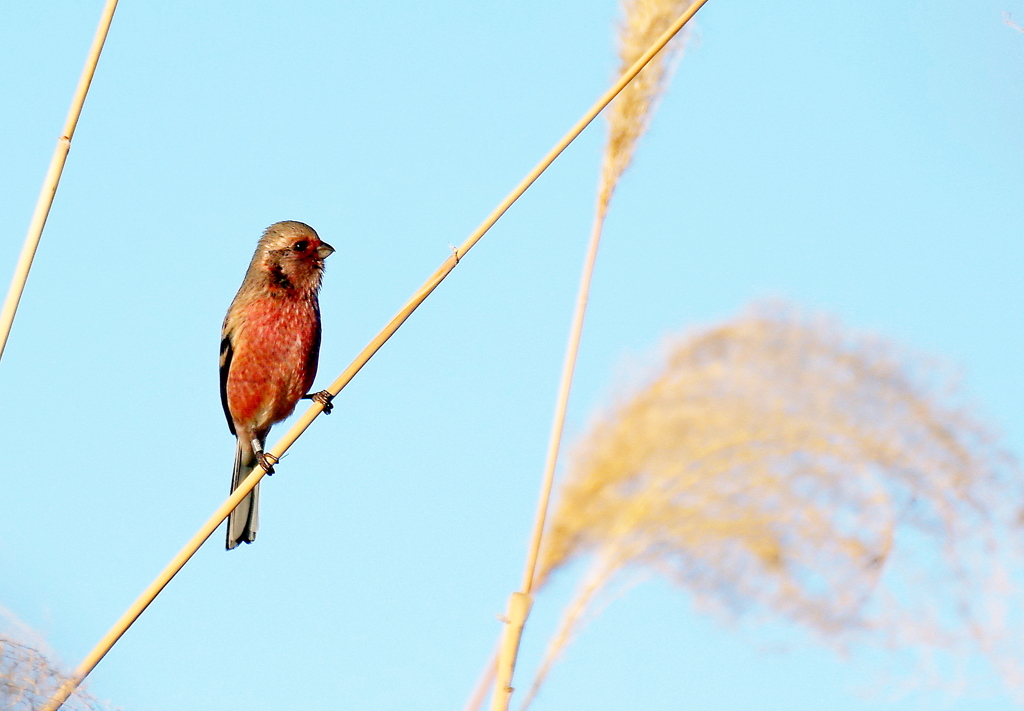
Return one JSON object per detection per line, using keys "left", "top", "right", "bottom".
{"left": 519, "top": 549, "right": 622, "bottom": 711}
{"left": 519, "top": 202, "right": 608, "bottom": 600}
{"left": 0, "top": 0, "right": 120, "bottom": 362}
{"left": 488, "top": 1, "right": 697, "bottom": 708}
{"left": 40, "top": 4, "right": 709, "bottom": 708}
{"left": 463, "top": 647, "right": 499, "bottom": 711}
{"left": 489, "top": 199, "right": 605, "bottom": 711}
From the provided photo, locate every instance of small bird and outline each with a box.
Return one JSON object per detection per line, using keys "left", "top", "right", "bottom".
{"left": 220, "top": 221, "right": 334, "bottom": 550}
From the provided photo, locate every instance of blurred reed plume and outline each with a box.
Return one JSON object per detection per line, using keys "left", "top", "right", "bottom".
{"left": 522, "top": 304, "right": 1024, "bottom": 705}
{"left": 1, "top": 635, "right": 112, "bottom": 711}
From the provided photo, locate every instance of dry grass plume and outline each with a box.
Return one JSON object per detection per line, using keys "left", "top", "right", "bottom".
{"left": 0, "top": 635, "right": 113, "bottom": 711}
{"left": 525, "top": 304, "right": 1024, "bottom": 703}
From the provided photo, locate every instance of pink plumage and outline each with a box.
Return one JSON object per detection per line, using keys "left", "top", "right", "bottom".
{"left": 220, "top": 221, "right": 334, "bottom": 549}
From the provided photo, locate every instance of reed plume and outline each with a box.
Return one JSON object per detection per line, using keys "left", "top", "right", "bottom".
{"left": 599, "top": 0, "right": 693, "bottom": 213}
{"left": 524, "top": 304, "right": 1024, "bottom": 703}
{"left": 1, "top": 635, "right": 113, "bottom": 711}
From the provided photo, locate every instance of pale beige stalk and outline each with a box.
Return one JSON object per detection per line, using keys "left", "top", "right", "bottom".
{"left": 0, "top": 0, "right": 120, "bottom": 362}
{"left": 462, "top": 644, "right": 500, "bottom": 711}
{"left": 518, "top": 548, "right": 623, "bottom": 711}
{"left": 487, "top": 2, "right": 696, "bottom": 709}
{"left": 40, "top": 4, "right": 711, "bottom": 709}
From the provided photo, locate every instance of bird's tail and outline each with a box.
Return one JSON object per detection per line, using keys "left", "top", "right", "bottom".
{"left": 226, "top": 437, "right": 260, "bottom": 550}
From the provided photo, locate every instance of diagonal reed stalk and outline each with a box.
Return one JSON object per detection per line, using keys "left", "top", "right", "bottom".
{"left": 0, "top": 0, "right": 120, "bottom": 363}
{"left": 486, "top": 2, "right": 697, "bottom": 710}
{"left": 40, "top": 3, "right": 709, "bottom": 709}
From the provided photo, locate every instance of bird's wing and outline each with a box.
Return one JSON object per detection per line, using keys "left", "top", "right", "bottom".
{"left": 305, "top": 305, "right": 323, "bottom": 383}
{"left": 220, "top": 331, "right": 236, "bottom": 435}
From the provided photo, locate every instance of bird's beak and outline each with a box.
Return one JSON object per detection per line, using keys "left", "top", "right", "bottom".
{"left": 316, "top": 242, "right": 335, "bottom": 260}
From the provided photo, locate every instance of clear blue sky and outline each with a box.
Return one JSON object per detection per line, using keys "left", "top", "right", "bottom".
{"left": 1, "top": 0, "right": 1021, "bottom": 709}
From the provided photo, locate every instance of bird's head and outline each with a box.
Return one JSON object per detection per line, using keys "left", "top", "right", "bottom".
{"left": 255, "top": 221, "right": 334, "bottom": 293}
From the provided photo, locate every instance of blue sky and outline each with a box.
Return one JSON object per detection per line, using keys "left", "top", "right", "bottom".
{"left": 1, "top": 0, "right": 1022, "bottom": 709}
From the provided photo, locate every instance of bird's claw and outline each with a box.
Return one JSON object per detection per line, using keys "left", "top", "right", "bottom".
{"left": 304, "top": 389, "right": 334, "bottom": 415}
{"left": 258, "top": 452, "right": 278, "bottom": 475}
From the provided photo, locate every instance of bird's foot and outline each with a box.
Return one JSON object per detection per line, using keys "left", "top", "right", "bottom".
{"left": 304, "top": 389, "right": 334, "bottom": 414}
{"left": 251, "top": 437, "right": 278, "bottom": 475}
{"left": 257, "top": 452, "right": 278, "bottom": 475}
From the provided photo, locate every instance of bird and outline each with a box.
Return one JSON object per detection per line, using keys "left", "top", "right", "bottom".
{"left": 220, "top": 221, "right": 334, "bottom": 550}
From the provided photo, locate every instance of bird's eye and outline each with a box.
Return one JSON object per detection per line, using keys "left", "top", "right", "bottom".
{"left": 292, "top": 240, "right": 309, "bottom": 252}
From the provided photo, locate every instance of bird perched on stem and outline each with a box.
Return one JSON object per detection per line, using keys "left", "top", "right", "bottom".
{"left": 220, "top": 221, "right": 335, "bottom": 550}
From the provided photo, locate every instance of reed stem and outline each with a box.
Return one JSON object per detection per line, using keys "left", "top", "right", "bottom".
{"left": 0, "top": 0, "right": 120, "bottom": 362}
{"left": 487, "top": 2, "right": 708, "bottom": 708}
